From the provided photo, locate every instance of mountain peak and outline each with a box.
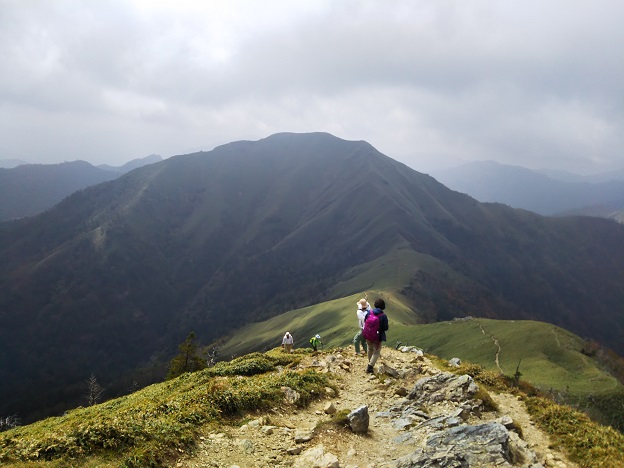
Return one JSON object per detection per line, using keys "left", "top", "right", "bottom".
{"left": 2, "top": 133, "right": 624, "bottom": 425}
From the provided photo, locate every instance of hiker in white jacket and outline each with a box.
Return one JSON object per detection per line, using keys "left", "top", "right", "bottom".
{"left": 353, "top": 298, "right": 370, "bottom": 355}
{"left": 281, "top": 332, "right": 294, "bottom": 353}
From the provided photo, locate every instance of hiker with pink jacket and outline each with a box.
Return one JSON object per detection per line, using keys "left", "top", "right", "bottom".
{"left": 362, "top": 298, "right": 389, "bottom": 374}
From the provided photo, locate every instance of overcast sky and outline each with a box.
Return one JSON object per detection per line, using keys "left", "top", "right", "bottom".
{"left": 1, "top": 0, "right": 623, "bottom": 174}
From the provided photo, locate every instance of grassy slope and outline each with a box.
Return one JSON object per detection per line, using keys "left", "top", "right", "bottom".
{"left": 217, "top": 289, "right": 420, "bottom": 359}
{"left": 219, "top": 294, "right": 620, "bottom": 398}
{"left": 330, "top": 246, "right": 460, "bottom": 296}
{"left": 218, "top": 246, "right": 467, "bottom": 359}
{"left": 0, "top": 350, "right": 328, "bottom": 467}
{"left": 393, "top": 318, "right": 620, "bottom": 395}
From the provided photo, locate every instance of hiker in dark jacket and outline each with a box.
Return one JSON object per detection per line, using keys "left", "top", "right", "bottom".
{"left": 364, "top": 298, "right": 389, "bottom": 373}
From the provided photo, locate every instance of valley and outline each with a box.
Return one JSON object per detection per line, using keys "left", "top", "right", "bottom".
{"left": 1, "top": 133, "right": 623, "bottom": 428}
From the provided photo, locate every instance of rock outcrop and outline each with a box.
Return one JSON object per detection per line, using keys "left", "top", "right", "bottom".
{"left": 179, "top": 348, "right": 574, "bottom": 468}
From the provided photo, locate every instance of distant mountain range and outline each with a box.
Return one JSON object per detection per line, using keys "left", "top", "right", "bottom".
{"left": 431, "top": 160, "right": 624, "bottom": 220}
{"left": 0, "top": 158, "right": 30, "bottom": 168}
{"left": 96, "top": 154, "right": 162, "bottom": 173}
{"left": 0, "top": 155, "right": 162, "bottom": 221}
{"left": 539, "top": 167, "right": 624, "bottom": 184}
{"left": 1, "top": 133, "right": 623, "bottom": 423}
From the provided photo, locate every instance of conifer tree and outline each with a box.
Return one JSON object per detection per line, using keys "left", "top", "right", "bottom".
{"left": 86, "top": 373, "right": 104, "bottom": 406}
{"left": 166, "top": 332, "right": 207, "bottom": 380}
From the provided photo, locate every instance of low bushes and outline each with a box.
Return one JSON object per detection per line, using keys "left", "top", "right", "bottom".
{"left": 0, "top": 351, "right": 326, "bottom": 466}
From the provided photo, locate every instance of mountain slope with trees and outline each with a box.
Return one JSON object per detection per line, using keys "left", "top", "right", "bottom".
{"left": 0, "top": 155, "right": 162, "bottom": 221}
{"left": 1, "top": 132, "right": 623, "bottom": 423}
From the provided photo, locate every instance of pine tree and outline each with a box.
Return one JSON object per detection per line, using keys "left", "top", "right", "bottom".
{"left": 86, "top": 373, "right": 104, "bottom": 406}
{"left": 166, "top": 332, "right": 207, "bottom": 380}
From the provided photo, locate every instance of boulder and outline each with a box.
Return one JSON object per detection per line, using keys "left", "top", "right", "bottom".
{"left": 348, "top": 405, "right": 369, "bottom": 433}
{"left": 396, "top": 422, "right": 513, "bottom": 467}
{"left": 448, "top": 357, "right": 462, "bottom": 368}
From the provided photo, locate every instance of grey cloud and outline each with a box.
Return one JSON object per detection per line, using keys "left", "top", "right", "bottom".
{"left": 0, "top": 0, "right": 622, "bottom": 171}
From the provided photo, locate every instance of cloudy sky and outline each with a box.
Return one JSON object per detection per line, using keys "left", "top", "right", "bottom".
{"left": 1, "top": 0, "right": 623, "bottom": 174}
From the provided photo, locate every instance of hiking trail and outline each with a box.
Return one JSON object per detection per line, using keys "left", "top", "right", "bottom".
{"left": 478, "top": 322, "right": 504, "bottom": 374}
{"left": 176, "top": 347, "right": 575, "bottom": 468}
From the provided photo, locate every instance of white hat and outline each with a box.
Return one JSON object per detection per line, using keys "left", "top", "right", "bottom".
{"left": 315, "top": 334, "right": 321, "bottom": 339}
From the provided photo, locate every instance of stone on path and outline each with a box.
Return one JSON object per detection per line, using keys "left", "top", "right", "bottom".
{"left": 324, "top": 402, "right": 337, "bottom": 414}
{"left": 294, "top": 445, "right": 340, "bottom": 468}
{"left": 348, "top": 405, "right": 369, "bottom": 433}
{"left": 294, "top": 429, "right": 315, "bottom": 443}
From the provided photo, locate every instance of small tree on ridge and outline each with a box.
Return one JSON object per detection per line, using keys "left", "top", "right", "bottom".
{"left": 166, "top": 331, "right": 207, "bottom": 380}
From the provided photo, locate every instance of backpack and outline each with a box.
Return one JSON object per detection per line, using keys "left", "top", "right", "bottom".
{"left": 362, "top": 311, "right": 382, "bottom": 341}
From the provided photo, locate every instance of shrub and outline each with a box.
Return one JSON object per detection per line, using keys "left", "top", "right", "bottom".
{"left": 0, "top": 352, "right": 328, "bottom": 466}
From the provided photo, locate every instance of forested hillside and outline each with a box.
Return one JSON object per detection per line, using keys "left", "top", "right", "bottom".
{"left": 1, "top": 132, "right": 623, "bottom": 423}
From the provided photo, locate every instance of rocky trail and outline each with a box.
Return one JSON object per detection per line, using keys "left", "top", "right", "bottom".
{"left": 176, "top": 347, "right": 576, "bottom": 468}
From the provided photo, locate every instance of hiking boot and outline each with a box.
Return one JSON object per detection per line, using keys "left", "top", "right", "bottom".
{"left": 366, "top": 364, "right": 374, "bottom": 374}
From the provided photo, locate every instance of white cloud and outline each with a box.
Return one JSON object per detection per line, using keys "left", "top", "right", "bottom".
{"left": 0, "top": 0, "right": 622, "bottom": 173}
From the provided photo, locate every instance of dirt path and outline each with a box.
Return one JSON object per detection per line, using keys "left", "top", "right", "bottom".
{"left": 478, "top": 322, "right": 504, "bottom": 374}
{"left": 176, "top": 348, "right": 576, "bottom": 468}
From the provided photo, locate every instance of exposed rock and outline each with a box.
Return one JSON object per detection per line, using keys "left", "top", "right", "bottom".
{"left": 448, "top": 357, "right": 462, "bottom": 368}
{"left": 247, "top": 417, "right": 265, "bottom": 427}
{"left": 261, "top": 425, "right": 276, "bottom": 435}
{"left": 416, "top": 412, "right": 462, "bottom": 431}
{"left": 281, "top": 386, "right": 301, "bottom": 405}
{"left": 408, "top": 372, "right": 478, "bottom": 405}
{"left": 294, "top": 429, "right": 315, "bottom": 443}
{"left": 392, "top": 417, "right": 416, "bottom": 430}
{"left": 179, "top": 348, "right": 575, "bottom": 468}
{"left": 396, "top": 422, "right": 512, "bottom": 467}
{"left": 238, "top": 439, "right": 255, "bottom": 454}
{"left": 395, "top": 386, "right": 409, "bottom": 397}
{"left": 393, "top": 432, "right": 415, "bottom": 445}
{"left": 496, "top": 415, "right": 516, "bottom": 429}
{"left": 398, "top": 346, "right": 424, "bottom": 357}
{"left": 380, "top": 363, "right": 400, "bottom": 378}
{"left": 508, "top": 431, "right": 542, "bottom": 466}
{"left": 348, "top": 405, "right": 370, "bottom": 433}
{"left": 295, "top": 445, "right": 340, "bottom": 468}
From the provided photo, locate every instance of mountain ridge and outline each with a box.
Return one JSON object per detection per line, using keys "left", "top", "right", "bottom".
{"left": 432, "top": 160, "right": 624, "bottom": 218}
{"left": 0, "top": 155, "right": 162, "bottom": 221}
{"left": 1, "top": 132, "right": 624, "bottom": 423}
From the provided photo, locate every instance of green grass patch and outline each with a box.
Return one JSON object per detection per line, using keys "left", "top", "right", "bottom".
{"left": 525, "top": 396, "right": 624, "bottom": 468}
{"left": 217, "top": 294, "right": 624, "bottom": 432}
{"left": 217, "top": 290, "right": 421, "bottom": 358}
{"left": 331, "top": 247, "right": 456, "bottom": 295}
{"left": 395, "top": 318, "right": 620, "bottom": 396}
{"left": 0, "top": 351, "right": 327, "bottom": 467}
